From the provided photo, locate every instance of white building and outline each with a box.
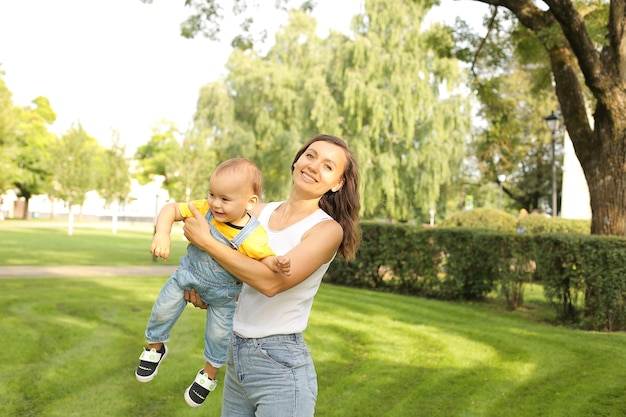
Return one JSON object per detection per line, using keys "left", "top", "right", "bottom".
{"left": 5, "top": 178, "right": 171, "bottom": 222}
{"left": 560, "top": 133, "right": 592, "bottom": 220}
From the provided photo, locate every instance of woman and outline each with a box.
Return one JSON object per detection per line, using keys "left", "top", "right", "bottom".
{"left": 182, "top": 134, "right": 361, "bottom": 416}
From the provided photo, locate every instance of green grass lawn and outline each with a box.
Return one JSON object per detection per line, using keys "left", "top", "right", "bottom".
{"left": 0, "top": 220, "right": 188, "bottom": 265}
{"left": 2, "top": 222, "right": 626, "bottom": 416}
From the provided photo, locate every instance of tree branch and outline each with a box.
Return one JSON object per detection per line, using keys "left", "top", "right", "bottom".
{"left": 470, "top": 6, "right": 499, "bottom": 78}
{"left": 607, "top": 0, "right": 626, "bottom": 83}
{"left": 545, "top": 0, "right": 616, "bottom": 97}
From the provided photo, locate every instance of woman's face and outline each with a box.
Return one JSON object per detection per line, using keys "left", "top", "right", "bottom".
{"left": 292, "top": 140, "right": 347, "bottom": 196}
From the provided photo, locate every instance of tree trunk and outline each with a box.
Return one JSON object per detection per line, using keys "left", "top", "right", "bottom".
{"left": 22, "top": 197, "right": 30, "bottom": 220}
{"left": 584, "top": 107, "right": 626, "bottom": 235}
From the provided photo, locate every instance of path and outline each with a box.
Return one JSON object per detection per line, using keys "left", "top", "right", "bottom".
{"left": 0, "top": 265, "right": 178, "bottom": 279}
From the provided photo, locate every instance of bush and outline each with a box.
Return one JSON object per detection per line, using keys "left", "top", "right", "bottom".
{"left": 327, "top": 222, "right": 626, "bottom": 331}
{"left": 519, "top": 213, "right": 590, "bottom": 234}
{"left": 438, "top": 208, "right": 518, "bottom": 233}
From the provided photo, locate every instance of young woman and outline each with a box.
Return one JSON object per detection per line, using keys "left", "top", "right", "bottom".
{"left": 183, "top": 134, "right": 361, "bottom": 416}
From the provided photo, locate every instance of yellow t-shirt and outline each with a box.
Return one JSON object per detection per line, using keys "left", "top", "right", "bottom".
{"left": 179, "top": 200, "right": 275, "bottom": 260}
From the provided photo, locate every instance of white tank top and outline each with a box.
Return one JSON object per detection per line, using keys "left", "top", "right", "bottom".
{"left": 232, "top": 201, "right": 335, "bottom": 338}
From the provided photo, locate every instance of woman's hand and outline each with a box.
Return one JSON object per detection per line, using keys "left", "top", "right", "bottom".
{"left": 182, "top": 203, "right": 212, "bottom": 250}
{"left": 184, "top": 288, "right": 208, "bottom": 309}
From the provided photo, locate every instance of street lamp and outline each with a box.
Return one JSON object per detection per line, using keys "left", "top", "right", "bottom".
{"left": 497, "top": 174, "right": 506, "bottom": 210}
{"left": 544, "top": 111, "right": 560, "bottom": 216}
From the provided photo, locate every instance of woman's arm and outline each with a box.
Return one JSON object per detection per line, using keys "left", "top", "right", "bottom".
{"left": 182, "top": 203, "right": 342, "bottom": 297}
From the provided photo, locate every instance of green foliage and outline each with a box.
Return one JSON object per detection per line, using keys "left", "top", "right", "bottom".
{"left": 133, "top": 120, "right": 182, "bottom": 184}
{"left": 50, "top": 124, "right": 103, "bottom": 207}
{"left": 519, "top": 212, "right": 590, "bottom": 234}
{"left": 133, "top": 120, "right": 218, "bottom": 202}
{"left": 438, "top": 207, "right": 518, "bottom": 232}
{"left": 185, "top": 3, "right": 470, "bottom": 218}
{"left": 452, "top": 7, "right": 561, "bottom": 213}
{"left": 329, "top": 223, "right": 499, "bottom": 301}
{"left": 0, "top": 80, "right": 19, "bottom": 193}
{"left": 533, "top": 233, "right": 626, "bottom": 330}
{"left": 95, "top": 131, "right": 132, "bottom": 206}
{"left": 439, "top": 209, "right": 591, "bottom": 236}
{"left": 7, "top": 95, "right": 57, "bottom": 215}
{"left": 328, "top": 221, "right": 626, "bottom": 330}
{"left": 343, "top": 0, "right": 470, "bottom": 219}
{"left": 0, "top": 72, "right": 139, "bottom": 216}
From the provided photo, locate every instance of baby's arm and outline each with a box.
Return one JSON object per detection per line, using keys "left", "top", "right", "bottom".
{"left": 260, "top": 255, "right": 291, "bottom": 276}
{"left": 151, "top": 202, "right": 184, "bottom": 261}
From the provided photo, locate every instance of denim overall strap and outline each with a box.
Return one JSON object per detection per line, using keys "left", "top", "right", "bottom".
{"left": 205, "top": 210, "right": 231, "bottom": 247}
{"left": 205, "top": 210, "right": 260, "bottom": 250}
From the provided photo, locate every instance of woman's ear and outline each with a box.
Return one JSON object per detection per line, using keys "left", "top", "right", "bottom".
{"left": 331, "top": 178, "right": 345, "bottom": 193}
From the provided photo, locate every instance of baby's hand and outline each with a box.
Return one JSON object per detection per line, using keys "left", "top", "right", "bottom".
{"left": 274, "top": 256, "right": 291, "bottom": 276}
{"left": 150, "top": 231, "right": 172, "bottom": 261}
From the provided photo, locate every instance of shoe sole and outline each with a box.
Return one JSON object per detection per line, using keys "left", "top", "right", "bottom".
{"left": 184, "top": 387, "right": 203, "bottom": 408}
{"left": 135, "top": 347, "right": 168, "bottom": 383}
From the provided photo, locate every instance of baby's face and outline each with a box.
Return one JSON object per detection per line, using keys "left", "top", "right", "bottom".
{"left": 207, "top": 172, "right": 255, "bottom": 226}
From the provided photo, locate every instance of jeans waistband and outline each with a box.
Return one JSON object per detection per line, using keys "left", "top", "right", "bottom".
{"left": 233, "top": 332, "right": 304, "bottom": 344}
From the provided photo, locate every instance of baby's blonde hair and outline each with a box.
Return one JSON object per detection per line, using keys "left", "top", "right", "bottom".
{"left": 212, "top": 158, "right": 263, "bottom": 195}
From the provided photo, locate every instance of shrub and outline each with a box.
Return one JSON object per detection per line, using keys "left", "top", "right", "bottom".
{"left": 518, "top": 213, "right": 590, "bottom": 234}
{"left": 327, "top": 221, "right": 626, "bottom": 331}
{"left": 438, "top": 208, "right": 518, "bottom": 233}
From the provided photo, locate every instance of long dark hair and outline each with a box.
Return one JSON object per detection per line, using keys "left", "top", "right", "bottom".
{"left": 292, "top": 134, "right": 361, "bottom": 260}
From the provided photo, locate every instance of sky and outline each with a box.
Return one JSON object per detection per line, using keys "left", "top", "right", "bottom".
{"left": 0, "top": 0, "right": 487, "bottom": 156}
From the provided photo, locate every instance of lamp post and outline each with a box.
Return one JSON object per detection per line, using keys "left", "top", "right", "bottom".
{"left": 544, "top": 111, "right": 560, "bottom": 216}
{"left": 497, "top": 174, "right": 506, "bottom": 210}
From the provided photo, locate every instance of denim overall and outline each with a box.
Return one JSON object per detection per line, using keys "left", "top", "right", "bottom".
{"left": 145, "top": 210, "right": 260, "bottom": 366}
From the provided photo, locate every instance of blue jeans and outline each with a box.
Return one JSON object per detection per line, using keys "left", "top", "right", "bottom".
{"left": 145, "top": 209, "right": 257, "bottom": 367}
{"left": 145, "top": 264, "right": 241, "bottom": 366}
{"left": 221, "top": 333, "right": 317, "bottom": 417}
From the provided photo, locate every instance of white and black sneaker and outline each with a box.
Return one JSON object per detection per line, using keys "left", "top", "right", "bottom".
{"left": 135, "top": 345, "right": 168, "bottom": 382}
{"left": 184, "top": 369, "right": 218, "bottom": 407}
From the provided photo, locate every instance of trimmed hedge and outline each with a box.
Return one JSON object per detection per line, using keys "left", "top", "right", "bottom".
{"left": 438, "top": 207, "right": 518, "bottom": 232}
{"left": 518, "top": 213, "right": 591, "bottom": 234}
{"left": 326, "top": 222, "right": 626, "bottom": 331}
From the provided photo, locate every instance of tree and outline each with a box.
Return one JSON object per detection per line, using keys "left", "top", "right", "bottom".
{"left": 459, "top": 0, "right": 626, "bottom": 235}
{"left": 0, "top": 75, "right": 19, "bottom": 193}
{"left": 134, "top": 120, "right": 217, "bottom": 201}
{"left": 337, "top": 0, "right": 470, "bottom": 220}
{"left": 95, "top": 131, "right": 131, "bottom": 206}
{"left": 150, "top": 0, "right": 314, "bottom": 48}
{"left": 51, "top": 124, "right": 103, "bottom": 219}
{"left": 134, "top": 120, "right": 181, "bottom": 186}
{"left": 12, "top": 96, "right": 57, "bottom": 218}
{"left": 454, "top": 11, "right": 561, "bottom": 213}
{"left": 187, "top": 3, "right": 470, "bottom": 220}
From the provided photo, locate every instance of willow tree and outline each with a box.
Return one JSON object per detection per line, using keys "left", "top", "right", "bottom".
{"left": 194, "top": 10, "right": 340, "bottom": 202}
{"left": 461, "top": 0, "right": 626, "bottom": 235}
{"left": 332, "top": 0, "right": 471, "bottom": 220}
{"left": 189, "top": 2, "right": 471, "bottom": 220}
